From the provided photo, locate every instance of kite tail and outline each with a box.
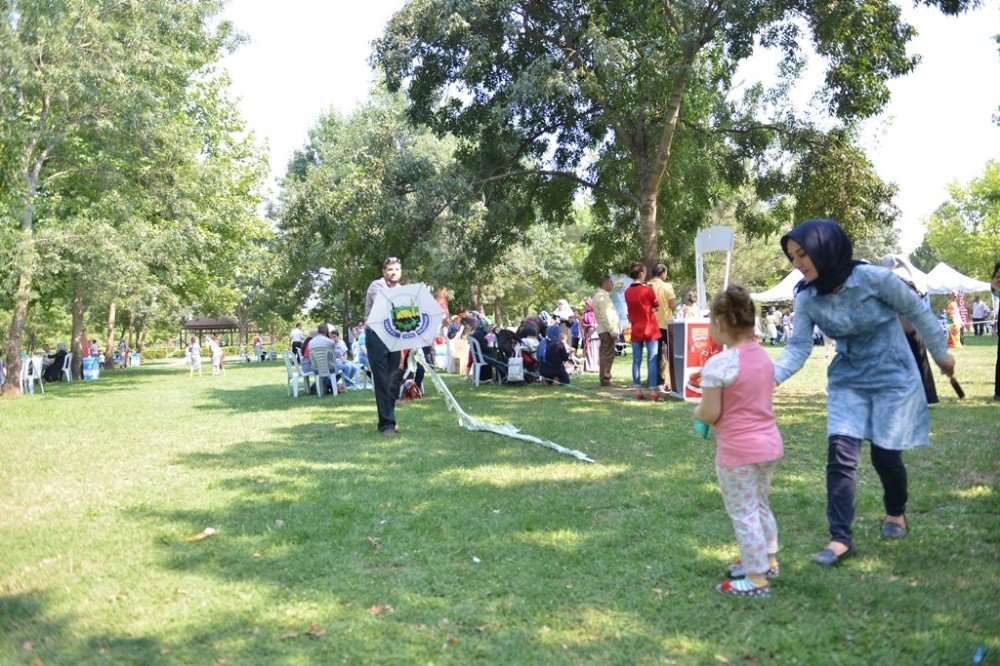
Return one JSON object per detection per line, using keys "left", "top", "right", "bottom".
{"left": 416, "top": 355, "right": 594, "bottom": 463}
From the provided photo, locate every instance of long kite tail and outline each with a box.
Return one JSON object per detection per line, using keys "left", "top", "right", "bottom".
{"left": 416, "top": 355, "right": 594, "bottom": 463}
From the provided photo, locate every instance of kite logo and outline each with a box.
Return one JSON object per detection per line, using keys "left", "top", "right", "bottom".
{"left": 391, "top": 301, "right": 421, "bottom": 333}
{"left": 384, "top": 299, "right": 431, "bottom": 340}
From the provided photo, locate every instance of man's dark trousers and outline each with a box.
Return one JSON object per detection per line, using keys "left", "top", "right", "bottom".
{"left": 366, "top": 327, "right": 400, "bottom": 432}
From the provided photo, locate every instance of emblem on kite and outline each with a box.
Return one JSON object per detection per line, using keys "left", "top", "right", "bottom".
{"left": 391, "top": 301, "right": 422, "bottom": 333}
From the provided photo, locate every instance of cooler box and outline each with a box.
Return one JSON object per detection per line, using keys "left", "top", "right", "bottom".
{"left": 82, "top": 356, "right": 100, "bottom": 381}
{"left": 130, "top": 353, "right": 141, "bottom": 367}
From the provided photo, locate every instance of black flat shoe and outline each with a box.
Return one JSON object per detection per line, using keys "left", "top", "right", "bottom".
{"left": 881, "top": 520, "right": 908, "bottom": 539}
{"left": 811, "top": 545, "right": 856, "bottom": 566}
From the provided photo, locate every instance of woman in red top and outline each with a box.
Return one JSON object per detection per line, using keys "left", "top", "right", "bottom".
{"left": 623, "top": 261, "right": 661, "bottom": 396}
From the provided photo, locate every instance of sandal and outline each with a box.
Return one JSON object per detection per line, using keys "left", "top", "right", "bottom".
{"left": 716, "top": 578, "right": 770, "bottom": 597}
{"left": 727, "top": 560, "right": 779, "bottom": 580}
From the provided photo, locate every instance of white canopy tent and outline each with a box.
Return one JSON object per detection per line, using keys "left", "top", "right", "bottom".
{"left": 922, "top": 262, "right": 992, "bottom": 294}
{"left": 751, "top": 269, "right": 804, "bottom": 303}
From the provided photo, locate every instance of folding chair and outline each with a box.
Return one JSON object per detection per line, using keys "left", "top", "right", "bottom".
{"left": 282, "top": 350, "right": 308, "bottom": 398}
{"left": 467, "top": 337, "right": 496, "bottom": 387}
{"left": 61, "top": 353, "right": 73, "bottom": 382}
{"left": 23, "top": 355, "right": 44, "bottom": 394}
{"left": 312, "top": 348, "right": 339, "bottom": 397}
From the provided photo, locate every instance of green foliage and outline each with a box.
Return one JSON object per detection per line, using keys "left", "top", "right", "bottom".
{"left": 908, "top": 237, "right": 940, "bottom": 273}
{"left": 374, "top": 0, "right": 922, "bottom": 266}
{"left": 924, "top": 160, "right": 1000, "bottom": 281}
{"left": 792, "top": 130, "right": 901, "bottom": 262}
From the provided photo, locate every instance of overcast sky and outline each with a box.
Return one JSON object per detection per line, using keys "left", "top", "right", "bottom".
{"left": 218, "top": 1, "right": 1000, "bottom": 253}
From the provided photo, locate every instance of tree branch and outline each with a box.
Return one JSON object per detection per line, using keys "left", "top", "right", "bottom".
{"left": 471, "top": 168, "right": 638, "bottom": 205}
{"left": 662, "top": 1, "right": 683, "bottom": 35}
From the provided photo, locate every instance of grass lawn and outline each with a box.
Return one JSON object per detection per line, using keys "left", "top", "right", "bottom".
{"left": 2, "top": 337, "right": 998, "bottom": 664}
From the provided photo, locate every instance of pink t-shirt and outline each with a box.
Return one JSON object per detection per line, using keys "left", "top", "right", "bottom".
{"left": 701, "top": 342, "right": 783, "bottom": 468}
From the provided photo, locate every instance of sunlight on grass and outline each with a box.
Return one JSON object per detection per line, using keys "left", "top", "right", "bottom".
{"left": 435, "top": 463, "right": 630, "bottom": 487}
{"left": 513, "top": 528, "right": 587, "bottom": 553}
{"left": 953, "top": 485, "right": 993, "bottom": 500}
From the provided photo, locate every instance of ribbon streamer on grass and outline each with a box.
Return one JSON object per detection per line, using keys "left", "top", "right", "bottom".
{"left": 415, "top": 355, "right": 594, "bottom": 463}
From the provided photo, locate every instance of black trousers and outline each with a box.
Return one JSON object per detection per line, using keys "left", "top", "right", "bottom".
{"left": 826, "top": 435, "right": 908, "bottom": 547}
{"left": 291, "top": 341, "right": 303, "bottom": 359}
{"left": 365, "top": 328, "right": 400, "bottom": 432}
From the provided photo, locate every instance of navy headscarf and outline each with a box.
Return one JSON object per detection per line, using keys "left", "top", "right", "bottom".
{"left": 545, "top": 325, "right": 562, "bottom": 343}
{"left": 781, "top": 219, "right": 864, "bottom": 296}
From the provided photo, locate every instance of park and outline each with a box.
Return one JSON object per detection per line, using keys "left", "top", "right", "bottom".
{"left": 2, "top": 0, "right": 1000, "bottom": 664}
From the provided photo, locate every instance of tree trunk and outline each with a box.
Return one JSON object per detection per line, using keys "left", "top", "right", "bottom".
{"left": 71, "top": 275, "right": 85, "bottom": 380}
{"left": 342, "top": 284, "right": 352, "bottom": 344}
{"left": 470, "top": 285, "right": 481, "bottom": 311}
{"left": 493, "top": 297, "right": 502, "bottom": 327}
{"left": 639, "top": 195, "right": 659, "bottom": 274}
{"left": 125, "top": 309, "right": 136, "bottom": 366}
{"left": 138, "top": 328, "right": 148, "bottom": 353}
{"left": 1, "top": 174, "right": 40, "bottom": 396}
{"left": 104, "top": 301, "right": 117, "bottom": 371}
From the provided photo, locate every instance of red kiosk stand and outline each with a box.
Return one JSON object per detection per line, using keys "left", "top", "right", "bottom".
{"left": 668, "top": 319, "right": 724, "bottom": 403}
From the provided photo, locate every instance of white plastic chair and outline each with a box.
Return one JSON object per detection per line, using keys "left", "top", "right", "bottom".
{"left": 23, "top": 355, "right": 44, "bottom": 394}
{"left": 61, "top": 353, "right": 73, "bottom": 382}
{"left": 467, "top": 337, "right": 495, "bottom": 387}
{"left": 694, "top": 225, "right": 734, "bottom": 314}
{"left": 311, "top": 348, "right": 339, "bottom": 397}
{"left": 283, "top": 351, "right": 308, "bottom": 398}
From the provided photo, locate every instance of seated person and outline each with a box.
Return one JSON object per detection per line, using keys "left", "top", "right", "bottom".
{"left": 538, "top": 325, "right": 570, "bottom": 386}
{"left": 330, "top": 330, "right": 360, "bottom": 387}
{"left": 43, "top": 343, "right": 69, "bottom": 382}
{"left": 465, "top": 317, "right": 506, "bottom": 382}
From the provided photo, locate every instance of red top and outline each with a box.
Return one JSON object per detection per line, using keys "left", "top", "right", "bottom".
{"left": 624, "top": 283, "right": 660, "bottom": 342}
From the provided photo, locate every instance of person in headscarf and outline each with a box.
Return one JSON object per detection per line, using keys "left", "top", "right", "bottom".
{"left": 581, "top": 298, "right": 598, "bottom": 372}
{"left": 538, "top": 324, "right": 571, "bottom": 386}
{"left": 773, "top": 219, "right": 955, "bottom": 567}
{"left": 43, "top": 343, "right": 69, "bottom": 382}
{"left": 553, "top": 299, "right": 574, "bottom": 322}
{"left": 879, "top": 254, "right": 938, "bottom": 405}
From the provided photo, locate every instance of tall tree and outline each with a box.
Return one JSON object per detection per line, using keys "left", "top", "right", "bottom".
{"left": 0, "top": 0, "right": 235, "bottom": 394}
{"left": 375, "top": 0, "right": 923, "bottom": 272}
{"left": 923, "top": 160, "right": 1000, "bottom": 281}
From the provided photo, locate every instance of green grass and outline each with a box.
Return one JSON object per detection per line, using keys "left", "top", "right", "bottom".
{"left": 2, "top": 338, "right": 998, "bottom": 664}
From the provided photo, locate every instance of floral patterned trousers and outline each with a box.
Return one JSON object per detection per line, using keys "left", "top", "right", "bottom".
{"left": 716, "top": 460, "right": 779, "bottom": 575}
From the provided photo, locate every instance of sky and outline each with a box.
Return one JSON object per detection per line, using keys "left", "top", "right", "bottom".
{"left": 218, "top": 1, "right": 1000, "bottom": 254}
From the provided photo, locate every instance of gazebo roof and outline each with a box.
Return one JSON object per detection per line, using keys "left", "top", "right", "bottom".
{"left": 183, "top": 316, "right": 239, "bottom": 331}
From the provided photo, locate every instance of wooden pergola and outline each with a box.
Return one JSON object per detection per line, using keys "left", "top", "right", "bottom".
{"left": 181, "top": 316, "right": 239, "bottom": 347}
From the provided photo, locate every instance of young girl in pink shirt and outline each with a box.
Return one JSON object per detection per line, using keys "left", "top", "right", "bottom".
{"left": 694, "top": 285, "right": 784, "bottom": 597}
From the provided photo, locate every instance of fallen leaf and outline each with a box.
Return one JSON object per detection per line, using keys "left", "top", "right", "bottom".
{"left": 474, "top": 626, "right": 486, "bottom": 634}
{"left": 280, "top": 631, "right": 298, "bottom": 640}
{"left": 565, "top": 583, "right": 574, "bottom": 589}
{"left": 652, "top": 588, "right": 663, "bottom": 595}
{"left": 644, "top": 452, "right": 654, "bottom": 458}
{"left": 159, "top": 647, "right": 170, "bottom": 655}
{"left": 274, "top": 520, "right": 285, "bottom": 528}
{"left": 472, "top": 556, "right": 481, "bottom": 563}
{"left": 216, "top": 657, "right": 227, "bottom": 664}
{"left": 22, "top": 641, "right": 34, "bottom": 652}
{"left": 366, "top": 536, "right": 380, "bottom": 549}
{"left": 98, "top": 647, "right": 109, "bottom": 655}
{"left": 252, "top": 552, "right": 262, "bottom": 559}
{"left": 251, "top": 626, "right": 260, "bottom": 635}
{"left": 368, "top": 604, "right": 393, "bottom": 616}
{"left": 491, "top": 509, "right": 501, "bottom": 515}
{"left": 29, "top": 659, "right": 43, "bottom": 666}
{"left": 540, "top": 626, "right": 551, "bottom": 633}
{"left": 185, "top": 527, "right": 217, "bottom": 542}
{"left": 446, "top": 634, "right": 460, "bottom": 647}
{"left": 307, "top": 622, "right": 326, "bottom": 638}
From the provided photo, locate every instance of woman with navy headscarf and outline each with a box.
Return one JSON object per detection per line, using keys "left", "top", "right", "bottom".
{"left": 773, "top": 219, "right": 955, "bottom": 566}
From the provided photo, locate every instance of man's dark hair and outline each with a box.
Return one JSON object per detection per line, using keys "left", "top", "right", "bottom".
{"left": 628, "top": 261, "right": 646, "bottom": 280}
{"left": 600, "top": 274, "right": 613, "bottom": 286}
{"left": 652, "top": 263, "right": 667, "bottom": 278}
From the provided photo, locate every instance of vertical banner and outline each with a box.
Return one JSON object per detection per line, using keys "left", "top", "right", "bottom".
{"left": 682, "top": 320, "right": 724, "bottom": 402}
{"left": 610, "top": 274, "right": 631, "bottom": 329}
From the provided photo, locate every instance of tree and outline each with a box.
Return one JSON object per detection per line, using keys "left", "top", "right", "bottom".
{"left": 375, "top": 0, "right": 924, "bottom": 272}
{"left": 276, "top": 90, "right": 472, "bottom": 333}
{"left": 791, "top": 129, "right": 900, "bottom": 262}
{"left": 923, "top": 160, "right": 1000, "bottom": 281}
{"left": 0, "top": 0, "right": 236, "bottom": 394}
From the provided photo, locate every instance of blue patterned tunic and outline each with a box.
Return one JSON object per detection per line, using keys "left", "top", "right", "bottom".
{"left": 774, "top": 265, "right": 949, "bottom": 450}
